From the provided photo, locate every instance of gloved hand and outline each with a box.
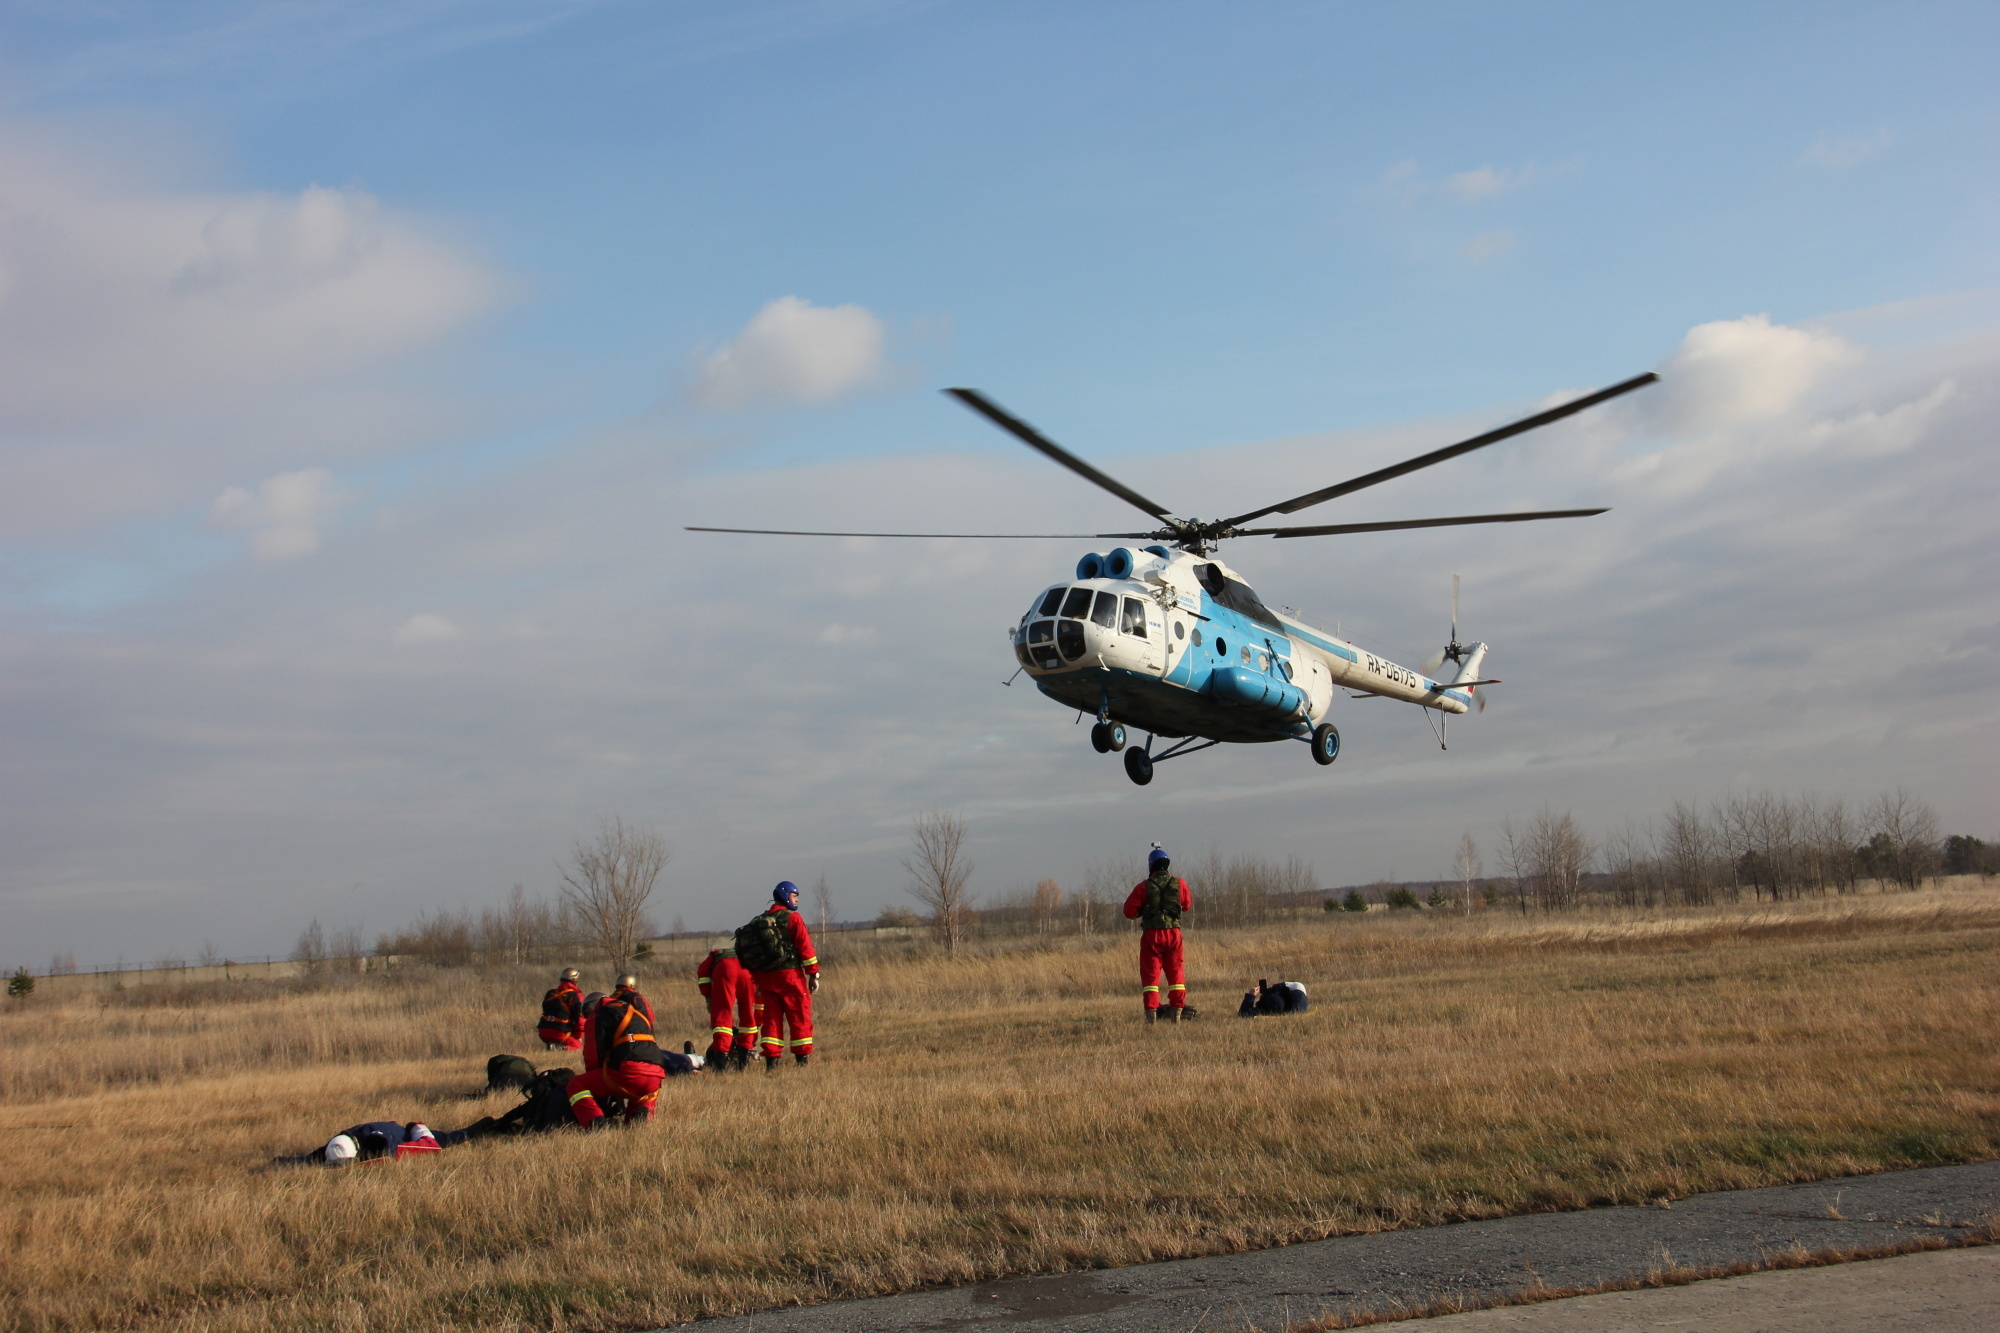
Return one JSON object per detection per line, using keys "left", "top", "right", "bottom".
{"left": 808, "top": 973, "right": 821, "bottom": 993}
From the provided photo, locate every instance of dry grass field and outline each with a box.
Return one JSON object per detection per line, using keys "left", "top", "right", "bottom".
{"left": 3, "top": 882, "right": 1996, "bottom": 1333}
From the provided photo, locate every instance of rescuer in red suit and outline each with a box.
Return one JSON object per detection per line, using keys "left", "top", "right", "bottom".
{"left": 696, "top": 945, "right": 758, "bottom": 1071}
{"left": 747, "top": 881, "right": 819, "bottom": 1068}
{"left": 566, "top": 975, "right": 667, "bottom": 1127}
{"left": 537, "top": 968, "right": 585, "bottom": 1050}
{"left": 1124, "top": 846, "right": 1197, "bottom": 1022}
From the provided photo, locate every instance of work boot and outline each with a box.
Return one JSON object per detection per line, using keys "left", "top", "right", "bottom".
{"left": 793, "top": 1050, "right": 811, "bottom": 1067}
{"left": 1145, "top": 1007, "right": 1157, "bottom": 1025}
{"left": 1167, "top": 1006, "right": 1181, "bottom": 1024}
{"left": 1180, "top": 1005, "right": 1199, "bottom": 1021}
{"left": 731, "top": 1047, "right": 750, "bottom": 1072}
{"left": 764, "top": 1054, "right": 781, "bottom": 1073}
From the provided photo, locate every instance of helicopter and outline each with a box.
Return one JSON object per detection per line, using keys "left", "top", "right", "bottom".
{"left": 690, "top": 371, "right": 1657, "bottom": 784}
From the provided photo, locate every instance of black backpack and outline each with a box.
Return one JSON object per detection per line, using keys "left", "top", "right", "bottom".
{"left": 512, "top": 1068, "right": 581, "bottom": 1133}
{"left": 733, "top": 909, "right": 798, "bottom": 972}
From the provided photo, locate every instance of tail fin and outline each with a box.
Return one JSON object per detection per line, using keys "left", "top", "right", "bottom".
{"left": 1449, "top": 643, "right": 1489, "bottom": 690}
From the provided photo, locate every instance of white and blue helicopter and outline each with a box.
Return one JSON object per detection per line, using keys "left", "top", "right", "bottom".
{"left": 692, "top": 372, "right": 1656, "bottom": 785}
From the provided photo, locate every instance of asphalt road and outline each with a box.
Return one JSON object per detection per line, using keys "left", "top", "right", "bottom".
{"left": 681, "top": 1160, "right": 1998, "bottom": 1332}
{"left": 1370, "top": 1245, "right": 1999, "bottom": 1331}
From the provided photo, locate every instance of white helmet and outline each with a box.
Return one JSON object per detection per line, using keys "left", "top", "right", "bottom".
{"left": 407, "top": 1123, "right": 434, "bottom": 1142}
{"left": 324, "top": 1134, "right": 358, "bottom": 1164}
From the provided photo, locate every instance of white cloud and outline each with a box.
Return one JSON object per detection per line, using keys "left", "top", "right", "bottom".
{"left": 1461, "top": 231, "right": 1515, "bottom": 263}
{"left": 392, "top": 613, "right": 462, "bottom": 645}
{"left": 1649, "top": 313, "right": 1863, "bottom": 432}
{"left": 691, "top": 296, "right": 887, "bottom": 410}
{"left": 0, "top": 125, "right": 499, "bottom": 538}
{"left": 1444, "top": 165, "right": 1514, "bottom": 200}
{"left": 1803, "top": 129, "right": 1893, "bottom": 169}
{"left": 210, "top": 467, "right": 344, "bottom": 560}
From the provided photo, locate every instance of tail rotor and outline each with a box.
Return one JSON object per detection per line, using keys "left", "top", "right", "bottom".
{"left": 1421, "top": 574, "right": 1468, "bottom": 673}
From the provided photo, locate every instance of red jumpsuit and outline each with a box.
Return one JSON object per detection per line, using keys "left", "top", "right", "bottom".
{"left": 749, "top": 905, "right": 819, "bottom": 1059}
{"left": 537, "top": 980, "right": 584, "bottom": 1050}
{"left": 696, "top": 948, "right": 757, "bottom": 1056}
{"left": 1123, "top": 874, "right": 1192, "bottom": 1010}
{"left": 566, "top": 988, "right": 665, "bottom": 1126}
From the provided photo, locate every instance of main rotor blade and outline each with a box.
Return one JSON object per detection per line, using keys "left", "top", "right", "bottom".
{"left": 687, "top": 526, "right": 1159, "bottom": 539}
{"left": 1217, "top": 372, "right": 1657, "bottom": 528}
{"left": 1242, "top": 507, "right": 1608, "bottom": 538}
{"left": 945, "top": 388, "right": 1178, "bottom": 523}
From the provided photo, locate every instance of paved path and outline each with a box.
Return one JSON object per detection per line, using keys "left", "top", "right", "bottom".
{"left": 686, "top": 1161, "right": 1998, "bottom": 1332}
{"left": 1370, "top": 1245, "right": 1999, "bottom": 1331}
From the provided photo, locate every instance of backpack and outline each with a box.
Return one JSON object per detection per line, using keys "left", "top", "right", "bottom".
{"left": 486, "top": 1054, "right": 536, "bottom": 1092}
{"left": 511, "top": 1068, "right": 581, "bottom": 1133}
{"left": 733, "top": 909, "right": 798, "bottom": 972}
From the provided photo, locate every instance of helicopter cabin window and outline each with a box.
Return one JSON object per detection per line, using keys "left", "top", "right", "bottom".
{"left": 1060, "top": 587, "right": 1094, "bottom": 619}
{"left": 1037, "top": 587, "right": 1065, "bottom": 617}
{"left": 1173, "top": 621, "right": 1185, "bottom": 640}
{"left": 1190, "top": 628, "right": 1202, "bottom": 647}
{"left": 1120, "top": 597, "right": 1147, "bottom": 637}
{"left": 1090, "top": 590, "right": 1119, "bottom": 629}
{"left": 1213, "top": 636, "right": 1227, "bottom": 657}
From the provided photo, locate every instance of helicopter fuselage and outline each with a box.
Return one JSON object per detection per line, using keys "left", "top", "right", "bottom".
{"left": 1012, "top": 544, "right": 1484, "bottom": 747}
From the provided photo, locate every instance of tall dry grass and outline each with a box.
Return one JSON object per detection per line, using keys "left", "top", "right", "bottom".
{"left": 1, "top": 884, "right": 1996, "bottom": 1333}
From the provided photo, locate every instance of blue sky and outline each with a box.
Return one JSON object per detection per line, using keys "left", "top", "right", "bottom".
{"left": 2, "top": 2, "right": 1995, "bottom": 969}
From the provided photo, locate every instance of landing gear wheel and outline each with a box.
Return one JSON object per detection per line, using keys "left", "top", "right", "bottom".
{"left": 1090, "top": 722, "right": 1112, "bottom": 753}
{"left": 1311, "top": 723, "right": 1341, "bottom": 766}
{"left": 1124, "top": 747, "right": 1154, "bottom": 785}
{"left": 1106, "top": 722, "right": 1127, "bottom": 752}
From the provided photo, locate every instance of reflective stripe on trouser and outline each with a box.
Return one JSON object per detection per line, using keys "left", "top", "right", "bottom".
{"left": 706, "top": 972, "right": 758, "bottom": 1053}
{"left": 538, "top": 1027, "right": 582, "bottom": 1050}
{"left": 1139, "top": 928, "right": 1186, "bottom": 1009}
{"left": 751, "top": 969, "right": 814, "bottom": 1058}
{"left": 565, "top": 1063, "right": 666, "bottom": 1126}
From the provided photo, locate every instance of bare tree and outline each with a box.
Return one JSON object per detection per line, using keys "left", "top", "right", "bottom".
{"left": 1453, "top": 833, "right": 1481, "bottom": 915}
{"left": 291, "top": 919, "right": 327, "bottom": 970}
{"left": 1032, "top": 878, "right": 1064, "bottom": 935}
{"left": 1656, "top": 799, "right": 1718, "bottom": 906}
{"left": 1525, "top": 808, "right": 1590, "bottom": 911}
{"left": 1865, "top": 787, "right": 1942, "bottom": 890}
{"left": 1497, "top": 817, "right": 1532, "bottom": 912}
{"left": 196, "top": 939, "right": 222, "bottom": 968}
{"left": 902, "top": 811, "right": 974, "bottom": 954}
{"left": 560, "top": 817, "right": 670, "bottom": 972}
{"left": 812, "top": 872, "right": 833, "bottom": 939}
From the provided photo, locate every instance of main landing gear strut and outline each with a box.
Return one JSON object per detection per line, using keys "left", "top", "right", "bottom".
{"left": 1090, "top": 710, "right": 1341, "bottom": 786}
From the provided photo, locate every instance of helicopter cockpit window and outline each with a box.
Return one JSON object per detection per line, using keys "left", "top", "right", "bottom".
{"left": 1120, "top": 597, "right": 1147, "bottom": 637}
{"left": 1056, "top": 619, "right": 1086, "bottom": 661}
{"left": 1090, "top": 590, "right": 1119, "bottom": 629}
{"left": 1037, "top": 587, "right": 1065, "bottom": 617}
{"left": 1027, "top": 620, "right": 1060, "bottom": 669}
{"left": 1060, "top": 587, "right": 1094, "bottom": 619}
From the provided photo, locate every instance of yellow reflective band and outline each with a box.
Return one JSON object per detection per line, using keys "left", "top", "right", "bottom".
{"left": 697, "top": 978, "right": 711, "bottom": 986}
{"left": 569, "top": 1091, "right": 594, "bottom": 1105}
{"left": 802, "top": 956, "right": 817, "bottom": 966}
{"left": 1168, "top": 984, "right": 1187, "bottom": 991}
{"left": 711, "top": 1025, "right": 731, "bottom": 1036}
{"left": 1142, "top": 985, "right": 1160, "bottom": 993}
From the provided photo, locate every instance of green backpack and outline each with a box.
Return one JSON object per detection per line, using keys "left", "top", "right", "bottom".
{"left": 734, "top": 909, "right": 799, "bottom": 972}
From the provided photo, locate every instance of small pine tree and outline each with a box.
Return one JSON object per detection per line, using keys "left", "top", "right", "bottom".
{"left": 1342, "top": 889, "right": 1369, "bottom": 913}
{"left": 1385, "top": 887, "right": 1423, "bottom": 910}
{"left": 7, "top": 967, "right": 34, "bottom": 999}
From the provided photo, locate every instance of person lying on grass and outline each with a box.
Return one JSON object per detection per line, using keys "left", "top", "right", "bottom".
{"left": 1236, "top": 979, "right": 1310, "bottom": 1017}
{"left": 283, "top": 1121, "right": 463, "bottom": 1166}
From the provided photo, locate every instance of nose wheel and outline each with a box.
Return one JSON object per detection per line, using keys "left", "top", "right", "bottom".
{"left": 1123, "top": 746, "right": 1154, "bottom": 785}
{"left": 1090, "top": 721, "right": 1127, "bottom": 753}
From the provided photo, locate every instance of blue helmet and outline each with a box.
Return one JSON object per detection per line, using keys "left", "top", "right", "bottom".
{"left": 774, "top": 880, "right": 800, "bottom": 905}
{"left": 1148, "top": 847, "right": 1170, "bottom": 868}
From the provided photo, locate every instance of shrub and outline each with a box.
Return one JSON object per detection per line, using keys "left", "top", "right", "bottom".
{"left": 7, "top": 967, "right": 33, "bottom": 999}
{"left": 1342, "top": 890, "right": 1369, "bottom": 913}
{"left": 1385, "top": 887, "right": 1423, "bottom": 910}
